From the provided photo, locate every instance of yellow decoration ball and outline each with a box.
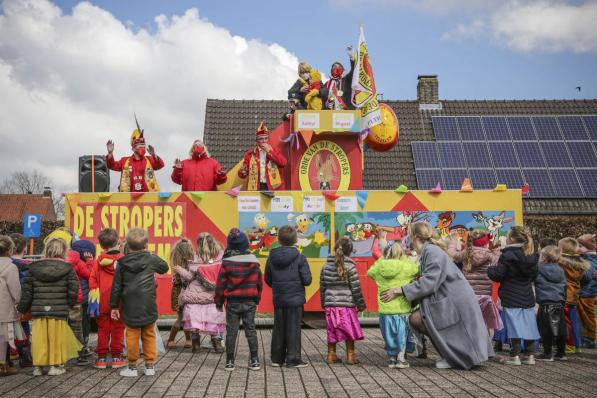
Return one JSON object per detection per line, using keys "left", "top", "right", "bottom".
{"left": 365, "top": 103, "right": 399, "bottom": 152}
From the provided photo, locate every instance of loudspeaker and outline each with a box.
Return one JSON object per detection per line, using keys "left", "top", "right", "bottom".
{"left": 79, "top": 155, "right": 110, "bottom": 192}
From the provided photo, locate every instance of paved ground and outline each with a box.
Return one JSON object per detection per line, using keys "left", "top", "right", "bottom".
{"left": 2, "top": 327, "right": 597, "bottom": 398}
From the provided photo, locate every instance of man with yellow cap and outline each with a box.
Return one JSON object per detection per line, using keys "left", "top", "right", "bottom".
{"left": 106, "top": 117, "right": 164, "bottom": 192}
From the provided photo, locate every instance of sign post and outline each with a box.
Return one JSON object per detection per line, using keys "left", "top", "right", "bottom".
{"left": 23, "top": 213, "right": 42, "bottom": 255}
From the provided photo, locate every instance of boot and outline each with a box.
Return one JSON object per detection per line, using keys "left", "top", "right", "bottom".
{"left": 345, "top": 341, "right": 359, "bottom": 365}
{"left": 166, "top": 325, "right": 179, "bottom": 349}
{"left": 191, "top": 335, "right": 202, "bottom": 354}
{"left": 211, "top": 336, "right": 224, "bottom": 353}
{"left": 184, "top": 331, "right": 193, "bottom": 349}
{"left": 18, "top": 341, "right": 32, "bottom": 368}
{"left": 0, "top": 363, "right": 18, "bottom": 376}
{"left": 326, "top": 343, "right": 341, "bottom": 364}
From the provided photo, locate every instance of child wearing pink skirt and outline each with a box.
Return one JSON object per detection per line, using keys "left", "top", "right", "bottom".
{"left": 320, "top": 237, "right": 366, "bottom": 364}
{"left": 173, "top": 234, "right": 226, "bottom": 353}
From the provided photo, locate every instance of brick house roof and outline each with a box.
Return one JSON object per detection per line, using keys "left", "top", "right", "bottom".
{"left": 203, "top": 98, "right": 597, "bottom": 215}
{"left": 0, "top": 194, "right": 57, "bottom": 222}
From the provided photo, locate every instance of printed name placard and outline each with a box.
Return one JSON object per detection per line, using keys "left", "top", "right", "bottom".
{"left": 297, "top": 112, "right": 321, "bottom": 129}
{"left": 335, "top": 197, "right": 357, "bottom": 212}
{"left": 302, "top": 196, "right": 325, "bottom": 212}
{"left": 238, "top": 196, "right": 261, "bottom": 212}
{"left": 271, "top": 196, "right": 293, "bottom": 212}
{"left": 332, "top": 112, "right": 355, "bottom": 129}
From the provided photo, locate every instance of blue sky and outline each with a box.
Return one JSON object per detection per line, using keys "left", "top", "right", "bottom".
{"left": 50, "top": 0, "right": 597, "bottom": 100}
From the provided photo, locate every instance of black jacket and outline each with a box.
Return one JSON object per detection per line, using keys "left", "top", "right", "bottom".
{"left": 110, "top": 251, "right": 168, "bottom": 327}
{"left": 264, "top": 246, "right": 312, "bottom": 307}
{"left": 320, "top": 255, "right": 366, "bottom": 310}
{"left": 535, "top": 263, "right": 567, "bottom": 304}
{"left": 17, "top": 259, "right": 79, "bottom": 320}
{"left": 488, "top": 245, "right": 539, "bottom": 308}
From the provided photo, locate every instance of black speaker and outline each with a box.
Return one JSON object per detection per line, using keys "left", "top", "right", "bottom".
{"left": 79, "top": 155, "right": 110, "bottom": 192}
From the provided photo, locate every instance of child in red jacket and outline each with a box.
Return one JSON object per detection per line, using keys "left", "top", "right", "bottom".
{"left": 89, "top": 228, "right": 126, "bottom": 369}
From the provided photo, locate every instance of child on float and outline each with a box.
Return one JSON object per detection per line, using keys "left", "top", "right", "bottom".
{"left": 18, "top": 237, "right": 82, "bottom": 376}
{"left": 488, "top": 226, "right": 539, "bottom": 365}
{"left": 172, "top": 234, "right": 226, "bottom": 353}
{"left": 320, "top": 237, "right": 366, "bottom": 365}
{"left": 0, "top": 236, "right": 24, "bottom": 377}
{"left": 111, "top": 228, "right": 169, "bottom": 377}
{"left": 558, "top": 237, "right": 590, "bottom": 353}
{"left": 367, "top": 242, "right": 419, "bottom": 368}
{"left": 265, "top": 225, "right": 312, "bottom": 368}
{"left": 88, "top": 228, "right": 126, "bottom": 369}
{"left": 534, "top": 245, "right": 568, "bottom": 361}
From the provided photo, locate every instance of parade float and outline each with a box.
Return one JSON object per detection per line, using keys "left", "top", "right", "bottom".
{"left": 64, "top": 27, "right": 522, "bottom": 315}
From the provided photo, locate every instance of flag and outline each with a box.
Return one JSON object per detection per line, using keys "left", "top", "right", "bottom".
{"left": 351, "top": 26, "right": 382, "bottom": 130}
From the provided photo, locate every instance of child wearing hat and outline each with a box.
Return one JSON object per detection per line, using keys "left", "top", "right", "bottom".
{"left": 214, "top": 229, "right": 263, "bottom": 372}
{"left": 577, "top": 234, "right": 597, "bottom": 348}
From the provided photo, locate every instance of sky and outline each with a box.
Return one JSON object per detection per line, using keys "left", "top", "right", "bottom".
{"left": 1, "top": 0, "right": 596, "bottom": 194}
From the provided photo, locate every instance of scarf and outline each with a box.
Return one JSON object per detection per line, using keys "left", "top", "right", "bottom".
{"left": 247, "top": 149, "right": 281, "bottom": 191}
{"left": 119, "top": 156, "right": 160, "bottom": 192}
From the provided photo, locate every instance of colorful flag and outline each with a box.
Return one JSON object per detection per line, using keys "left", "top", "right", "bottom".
{"left": 351, "top": 26, "right": 382, "bottom": 130}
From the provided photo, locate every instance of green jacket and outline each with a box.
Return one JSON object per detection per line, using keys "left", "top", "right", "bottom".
{"left": 367, "top": 257, "right": 419, "bottom": 315}
{"left": 110, "top": 250, "right": 168, "bottom": 327}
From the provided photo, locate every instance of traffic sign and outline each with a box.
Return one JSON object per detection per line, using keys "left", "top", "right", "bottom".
{"left": 23, "top": 213, "right": 42, "bottom": 238}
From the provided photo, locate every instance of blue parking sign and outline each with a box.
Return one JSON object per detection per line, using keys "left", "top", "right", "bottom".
{"left": 23, "top": 213, "right": 42, "bottom": 238}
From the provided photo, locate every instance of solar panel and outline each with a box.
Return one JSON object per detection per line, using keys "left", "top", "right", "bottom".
{"left": 488, "top": 142, "right": 519, "bottom": 168}
{"left": 482, "top": 117, "right": 511, "bottom": 141}
{"left": 583, "top": 116, "right": 597, "bottom": 141}
{"left": 457, "top": 117, "right": 484, "bottom": 141}
{"left": 462, "top": 142, "right": 492, "bottom": 168}
{"left": 469, "top": 169, "right": 497, "bottom": 189}
{"left": 432, "top": 117, "right": 460, "bottom": 141}
{"left": 515, "top": 142, "right": 546, "bottom": 167}
{"left": 566, "top": 142, "right": 597, "bottom": 168}
{"left": 533, "top": 116, "right": 563, "bottom": 140}
{"left": 443, "top": 169, "right": 469, "bottom": 190}
{"left": 576, "top": 169, "right": 597, "bottom": 198}
{"left": 411, "top": 142, "right": 440, "bottom": 168}
{"left": 558, "top": 116, "right": 589, "bottom": 140}
{"left": 437, "top": 142, "right": 467, "bottom": 168}
{"left": 415, "top": 169, "right": 443, "bottom": 190}
{"left": 540, "top": 142, "right": 572, "bottom": 167}
{"left": 522, "top": 169, "right": 554, "bottom": 197}
{"left": 549, "top": 169, "right": 584, "bottom": 198}
{"left": 508, "top": 117, "right": 537, "bottom": 141}
{"left": 495, "top": 169, "right": 525, "bottom": 189}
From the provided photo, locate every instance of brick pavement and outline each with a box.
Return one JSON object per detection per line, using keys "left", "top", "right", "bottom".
{"left": 2, "top": 328, "right": 597, "bottom": 398}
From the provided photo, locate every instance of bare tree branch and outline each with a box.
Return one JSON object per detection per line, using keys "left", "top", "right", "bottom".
{"left": 1, "top": 169, "right": 64, "bottom": 220}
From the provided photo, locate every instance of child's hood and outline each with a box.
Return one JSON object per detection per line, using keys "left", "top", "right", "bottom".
{"left": 503, "top": 245, "right": 538, "bottom": 276}
{"left": 268, "top": 246, "right": 301, "bottom": 269}
{"left": 374, "top": 258, "right": 418, "bottom": 280}
{"left": 558, "top": 255, "right": 590, "bottom": 275}
{"left": 469, "top": 247, "right": 497, "bottom": 267}
{"left": 98, "top": 251, "right": 123, "bottom": 274}
{"left": 538, "top": 263, "right": 565, "bottom": 283}
{"left": 117, "top": 251, "right": 155, "bottom": 273}
{"left": 29, "top": 259, "right": 72, "bottom": 282}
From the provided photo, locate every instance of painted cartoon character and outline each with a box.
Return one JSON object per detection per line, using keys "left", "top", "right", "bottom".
{"left": 288, "top": 213, "right": 313, "bottom": 248}
{"left": 472, "top": 211, "right": 513, "bottom": 245}
{"left": 361, "top": 222, "right": 375, "bottom": 239}
{"left": 315, "top": 152, "right": 337, "bottom": 191}
{"left": 254, "top": 213, "right": 270, "bottom": 232}
{"left": 436, "top": 211, "right": 456, "bottom": 238}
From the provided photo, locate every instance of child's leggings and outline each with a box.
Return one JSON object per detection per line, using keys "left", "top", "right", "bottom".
{"left": 510, "top": 339, "right": 535, "bottom": 356}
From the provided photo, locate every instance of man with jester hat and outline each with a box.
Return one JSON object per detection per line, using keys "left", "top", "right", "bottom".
{"left": 171, "top": 139, "right": 227, "bottom": 191}
{"left": 324, "top": 46, "right": 356, "bottom": 110}
{"left": 238, "top": 122, "right": 287, "bottom": 191}
{"left": 106, "top": 117, "right": 164, "bottom": 192}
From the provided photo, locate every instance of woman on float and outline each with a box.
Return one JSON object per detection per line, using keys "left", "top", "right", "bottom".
{"left": 380, "top": 221, "right": 492, "bottom": 370}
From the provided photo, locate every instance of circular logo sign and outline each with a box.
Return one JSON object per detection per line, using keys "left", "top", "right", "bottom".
{"left": 299, "top": 140, "right": 351, "bottom": 191}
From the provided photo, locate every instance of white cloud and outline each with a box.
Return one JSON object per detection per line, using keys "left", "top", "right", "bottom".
{"left": 329, "top": 0, "right": 496, "bottom": 14}
{"left": 443, "top": 0, "right": 597, "bottom": 53}
{"left": 0, "top": 0, "right": 298, "bottom": 193}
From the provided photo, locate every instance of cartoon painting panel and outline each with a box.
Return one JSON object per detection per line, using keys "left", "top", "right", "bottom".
{"left": 239, "top": 212, "right": 331, "bottom": 258}
{"left": 334, "top": 210, "right": 515, "bottom": 257}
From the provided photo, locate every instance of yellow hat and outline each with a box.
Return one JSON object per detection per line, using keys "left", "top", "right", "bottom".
{"left": 130, "top": 114, "right": 146, "bottom": 147}
{"left": 44, "top": 228, "right": 73, "bottom": 246}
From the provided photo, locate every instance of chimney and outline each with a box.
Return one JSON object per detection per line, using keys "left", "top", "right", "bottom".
{"left": 43, "top": 186, "right": 52, "bottom": 198}
{"left": 417, "top": 75, "right": 439, "bottom": 104}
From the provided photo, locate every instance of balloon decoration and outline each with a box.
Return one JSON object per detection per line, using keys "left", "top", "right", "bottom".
{"left": 365, "top": 103, "right": 399, "bottom": 152}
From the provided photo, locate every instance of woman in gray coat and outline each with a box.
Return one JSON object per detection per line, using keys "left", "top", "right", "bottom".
{"left": 381, "top": 222, "right": 492, "bottom": 369}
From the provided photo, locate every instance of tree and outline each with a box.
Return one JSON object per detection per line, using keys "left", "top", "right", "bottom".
{"left": 1, "top": 170, "right": 65, "bottom": 220}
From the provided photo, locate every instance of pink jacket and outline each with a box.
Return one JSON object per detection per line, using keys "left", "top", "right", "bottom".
{"left": 174, "top": 253, "right": 223, "bottom": 306}
{"left": 452, "top": 244, "right": 501, "bottom": 296}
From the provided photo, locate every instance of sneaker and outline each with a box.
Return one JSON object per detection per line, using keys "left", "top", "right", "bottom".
{"left": 224, "top": 360, "right": 235, "bottom": 371}
{"left": 94, "top": 358, "right": 108, "bottom": 369}
{"left": 32, "top": 366, "right": 43, "bottom": 376}
{"left": 249, "top": 358, "right": 262, "bottom": 371}
{"left": 120, "top": 367, "right": 138, "bottom": 377}
{"left": 435, "top": 358, "right": 452, "bottom": 369}
{"left": 554, "top": 355, "right": 568, "bottom": 361}
{"left": 536, "top": 354, "right": 554, "bottom": 362}
{"left": 286, "top": 360, "right": 308, "bottom": 369}
{"left": 582, "top": 338, "right": 596, "bottom": 349}
{"left": 565, "top": 345, "right": 576, "bottom": 354}
{"left": 144, "top": 365, "right": 156, "bottom": 376}
{"left": 504, "top": 356, "right": 522, "bottom": 366}
{"left": 76, "top": 356, "right": 90, "bottom": 366}
{"left": 395, "top": 361, "right": 410, "bottom": 369}
{"left": 521, "top": 355, "right": 535, "bottom": 365}
{"left": 271, "top": 362, "right": 283, "bottom": 367}
{"left": 388, "top": 358, "right": 397, "bottom": 369}
{"left": 48, "top": 365, "right": 66, "bottom": 376}
{"left": 111, "top": 357, "right": 126, "bottom": 369}
{"left": 80, "top": 348, "right": 93, "bottom": 358}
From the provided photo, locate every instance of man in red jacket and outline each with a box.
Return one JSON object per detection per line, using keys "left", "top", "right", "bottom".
{"left": 171, "top": 140, "right": 227, "bottom": 191}
{"left": 106, "top": 118, "right": 164, "bottom": 192}
{"left": 238, "top": 122, "right": 287, "bottom": 191}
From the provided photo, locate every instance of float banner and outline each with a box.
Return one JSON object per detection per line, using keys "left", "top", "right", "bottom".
{"left": 351, "top": 26, "right": 382, "bottom": 129}
{"left": 294, "top": 110, "right": 361, "bottom": 133}
{"left": 71, "top": 202, "right": 186, "bottom": 262}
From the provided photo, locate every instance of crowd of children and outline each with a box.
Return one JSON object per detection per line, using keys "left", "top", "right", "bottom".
{"left": 0, "top": 223, "right": 596, "bottom": 377}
